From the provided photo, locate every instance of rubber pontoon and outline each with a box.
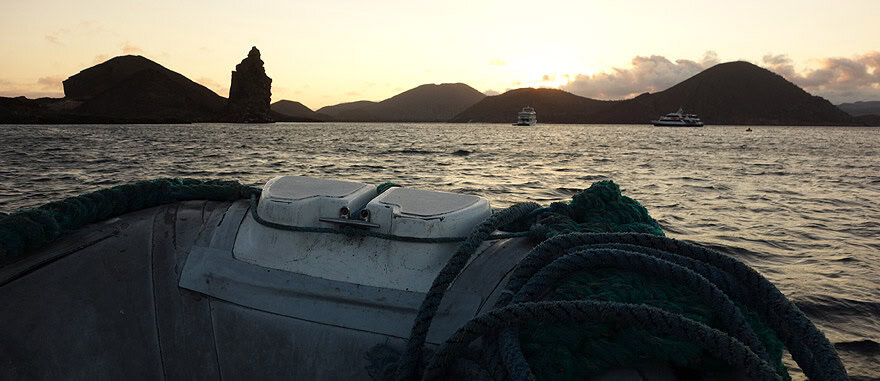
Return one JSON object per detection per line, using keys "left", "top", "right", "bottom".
{"left": 0, "top": 176, "right": 848, "bottom": 380}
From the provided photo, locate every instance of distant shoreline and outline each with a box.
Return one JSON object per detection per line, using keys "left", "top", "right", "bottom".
{"left": 2, "top": 121, "right": 878, "bottom": 127}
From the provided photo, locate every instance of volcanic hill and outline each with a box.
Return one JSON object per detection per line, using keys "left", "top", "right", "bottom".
{"left": 317, "top": 83, "right": 485, "bottom": 122}
{"left": 270, "top": 100, "right": 329, "bottom": 122}
{"left": 450, "top": 88, "right": 615, "bottom": 123}
{"left": 64, "top": 55, "right": 226, "bottom": 122}
{"left": 837, "top": 101, "right": 880, "bottom": 117}
{"left": 586, "top": 61, "right": 854, "bottom": 125}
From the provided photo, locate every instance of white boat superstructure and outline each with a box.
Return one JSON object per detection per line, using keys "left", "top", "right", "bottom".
{"left": 652, "top": 108, "right": 704, "bottom": 127}
{"left": 513, "top": 106, "right": 537, "bottom": 126}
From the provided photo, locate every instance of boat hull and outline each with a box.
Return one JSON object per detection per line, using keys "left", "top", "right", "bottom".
{"left": 652, "top": 121, "right": 705, "bottom": 127}
{"left": 0, "top": 200, "right": 535, "bottom": 380}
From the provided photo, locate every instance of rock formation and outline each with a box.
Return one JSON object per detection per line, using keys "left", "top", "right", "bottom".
{"left": 226, "top": 46, "right": 273, "bottom": 123}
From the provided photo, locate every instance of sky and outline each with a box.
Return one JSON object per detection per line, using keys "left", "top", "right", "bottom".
{"left": 1, "top": 0, "right": 879, "bottom": 109}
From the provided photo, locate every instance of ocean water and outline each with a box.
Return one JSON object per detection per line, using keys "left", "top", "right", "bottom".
{"left": 1, "top": 123, "right": 878, "bottom": 379}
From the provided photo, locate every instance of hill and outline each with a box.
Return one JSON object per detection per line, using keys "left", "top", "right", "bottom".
{"left": 450, "top": 88, "right": 615, "bottom": 123}
{"left": 64, "top": 55, "right": 225, "bottom": 121}
{"left": 588, "top": 61, "right": 853, "bottom": 125}
{"left": 271, "top": 100, "right": 329, "bottom": 122}
{"left": 315, "top": 100, "right": 378, "bottom": 121}
{"left": 837, "top": 101, "right": 880, "bottom": 117}
{"left": 316, "top": 83, "right": 485, "bottom": 122}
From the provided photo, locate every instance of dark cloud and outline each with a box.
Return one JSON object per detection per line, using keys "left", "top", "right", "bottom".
{"left": 763, "top": 51, "right": 880, "bottom": 103}
{"left": 560, "top": 51, "right": 719, "bottom": 100}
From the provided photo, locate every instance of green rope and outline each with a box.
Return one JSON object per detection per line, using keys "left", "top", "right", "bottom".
{"left": 0, "top": 178, "right": 260, "bottom": 266}
{"left": 539, "top": 180, "right": 664, "bottom": 238}
{"left": 377, "top": 182, "right": 402, "bottom": 195}
{"left": 367, "top": 181, "right": 820, "bottom": 381}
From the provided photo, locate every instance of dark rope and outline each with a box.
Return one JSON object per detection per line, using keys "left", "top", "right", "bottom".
{"left": 490, "top": 247, "right": 772, "bottom": 380}
{"left": 493, "top": 233, "right": 846, "bottom": 381}
{"left": 507, "top": 248, "right": 769, "bottom": 362}
{"left": 0, "top": 178, "right": 260, "bottom": 265}
{"left": 394, "top": 202, "right": 541, "bottom": 380}
{"left": 377, "top": 182, "right": 403, "bottom": 195}
{"left": 422, "top": 301, "right": 781, "bottom": 381}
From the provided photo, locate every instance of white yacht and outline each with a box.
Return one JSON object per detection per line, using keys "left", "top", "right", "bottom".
{"left": 652, "top": 108, "right": 704, "bottom": 127}
{"left": 513, "top": 106, "right": 537, "bottom": 126}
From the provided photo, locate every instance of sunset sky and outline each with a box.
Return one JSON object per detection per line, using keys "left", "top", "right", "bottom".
{"left": 1, "top": 0, "right": 878, "bottom": 109}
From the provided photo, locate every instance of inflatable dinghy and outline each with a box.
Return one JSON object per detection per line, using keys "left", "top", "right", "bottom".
{"left": 0, "top": 176, "right": 848, "bottom": 380}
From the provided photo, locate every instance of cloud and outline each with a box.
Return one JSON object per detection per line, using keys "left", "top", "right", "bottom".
{"left": 37, "top": 76, "right": 65, "bottom": 90}
{"left": 0, "top": 78, "right": 63, "bottom": 99}
{"left": 121, "top": 42, "right": 143, "bottom": 54}
{"left": 44, "top": 22, "right": 106, "bottom": 47}
{"left": 93, "top": 54, "right": 109, "bottom": 64}
{"left": 345, "top": 91, "right": 360, "bottom": 96}
{"left": 484, "top": 90, "right": 500, "bottom": 96}
{"left": 195, "top": 77, "right": 228, "bottom": 96}
{"left": 489, "top": 58, "right": 507, "bottom": 66}
{"left": 45, "top": 34, "right": 64, "bottom": 46}
{"left": 762, "top": 51, "right": 880, "bottom": 103}
{"left": 541, "top": 74, "right": 555, "bottom": 82}
{"left": 560, "top": 51, "right": 719, "bottom": 100}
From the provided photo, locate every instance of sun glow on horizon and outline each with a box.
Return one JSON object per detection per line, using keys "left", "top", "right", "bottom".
{"left": 1, "top": 0, "right": 879, "bottom": 107}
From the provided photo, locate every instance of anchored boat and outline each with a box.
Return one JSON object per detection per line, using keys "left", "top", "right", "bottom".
{"left": 0, "top": 176, "right": 847, "bottom": 380}
{"left": 652, "top": 108, "right": 705, "bottom": 127}
{"left": 513, "top": 106, "right": 537, "bottom": 126}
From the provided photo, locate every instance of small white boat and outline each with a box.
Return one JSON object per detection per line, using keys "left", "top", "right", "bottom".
{"left": 652, "top": 108, "right": 704, "bottom": 127}
{"left": 513, "top": 106, "right": 537, "bottom": 126}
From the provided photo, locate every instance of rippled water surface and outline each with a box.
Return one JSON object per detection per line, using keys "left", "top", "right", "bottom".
{"left": 1, "top": 123, "right": 878, "bottom": 379}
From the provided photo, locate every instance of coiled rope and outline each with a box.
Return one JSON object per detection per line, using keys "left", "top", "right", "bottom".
{"left": 370, "top": 182, "right": 847, "bottom": 381}
{"left": 425, "top": 301, "right": 781, "bottom": 381}
{"left": 385, "top": 231, "right": 848, "bottom": 381}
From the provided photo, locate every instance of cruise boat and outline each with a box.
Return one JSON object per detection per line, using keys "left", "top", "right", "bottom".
{"left": 652, "top": 108, "right": 704, "bottom": 127}
{"left": 513, "top": 106, "right": 537, "bottom": 126}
